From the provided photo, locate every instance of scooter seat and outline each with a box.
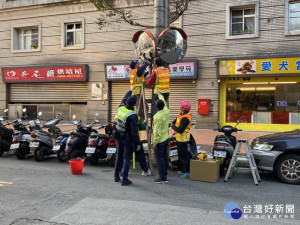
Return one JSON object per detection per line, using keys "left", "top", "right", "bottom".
{"left": 97, "top": 134, "right": 109, "bottom": 139}
{"left": 19, "top": 130, "right": 31, "bottom": 135}
{"left": 215, "top": 135, "right": 229, "bottom": 141}
{"left": 38, "top": 130, "right": 52, "bottom": 137}
{"left": 62, "top": 132, "right": 69, "bottom": 137}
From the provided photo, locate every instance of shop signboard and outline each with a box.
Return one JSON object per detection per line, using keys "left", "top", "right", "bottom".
{"left": 218, "top": 57, "right": 300, "bottom": 76}
{"left": 1, "top": 64, "right": 88, "bottom": 83}
{"left": 105, "top": 60, "right": 197, "bottom": 81}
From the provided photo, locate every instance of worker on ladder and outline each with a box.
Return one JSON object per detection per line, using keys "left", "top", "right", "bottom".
{"left": 145, "top": 57, "right": 170, "bottom": 116}
{"left": 129, "top": 54, "right": 149, "bottom": 116}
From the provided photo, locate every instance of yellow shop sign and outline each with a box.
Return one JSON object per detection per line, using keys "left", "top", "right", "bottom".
{"left": 219, "top": 57, "right": 300, "bottom": 76}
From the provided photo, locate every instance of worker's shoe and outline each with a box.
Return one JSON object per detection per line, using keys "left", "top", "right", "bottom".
{"left": 177, "top": 170, "right": 184, "bottom": 175}
{"left": 180, "top": 173, "right": 190, "bottom": 179}
{"left": 121, "top": 179, "right": 132, "bottom": 186}
{"left": 114, "top": 177, "right": 120, "bottom": 182}
{"left": 142, "top": 169, "right": 151, "bottom": 176}
{"left": 154, "top": 178, "right": 168, "bottom": 184}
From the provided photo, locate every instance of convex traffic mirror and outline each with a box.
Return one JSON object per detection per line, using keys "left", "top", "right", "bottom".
{"left": 132, "top": 27, "right": 187, "bottom": 64}
{"left": 132, "top": 30, "right": 156, "bottom": 60}
{"left": 157, "top": 27, "right": 187, "bottom": 64}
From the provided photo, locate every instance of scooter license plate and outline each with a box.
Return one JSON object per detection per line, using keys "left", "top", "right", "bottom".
{"left": 52, "top": 145, "right": 60, "bottom": 151}
{"left": 85, "top": 147, "right": 95, "bottom": 154}
{"left": 170, "top": 155, "right": 178, "bottom": 162}
{"left": 169, "top": 149, "right": 177, "bottom": 157}
{"left": 29, "top": 142, "right": 39, "bottom": 148}
{"left": 10, "top": 143, "right": 20, "bottom": 149}
{"left": 106, "top": 147, "right": 116, "bottom": 154}
{"left": 213, "top": 150, "right": 227, "bottom": 158}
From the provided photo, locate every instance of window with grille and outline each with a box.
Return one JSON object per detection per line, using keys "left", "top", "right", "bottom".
{"left": 62, "top": 19, "right": 85, "bottom": 49}
{"left": 12, "top": 24, "right": 41, "bottom": 52}
{"left": 226, "top": 2, "right": 259, "bottom": 39}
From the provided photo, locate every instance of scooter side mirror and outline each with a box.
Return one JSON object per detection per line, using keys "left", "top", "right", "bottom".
{"left": 95, "top": 113, "right": 99, "bottom": 117}
{"left": 235, "top": 120, "right": 241, "bottom": 127}
{"left": 22, "top": 108, "right": 27, "bottom": 113}
{"left": 4, "top": 109, "right": 8, "bottom": 113}
{"left": 38, "top": 112, "right": 42, "bottom": 116}
{"left": 72, "top": 115, "right": 77, "bottom": 120}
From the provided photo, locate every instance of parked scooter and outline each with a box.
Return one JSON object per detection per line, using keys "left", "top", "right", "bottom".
{"left": 64, "top": 115, "right": 98, "bottom": 160}
{"left": 212, "top": 120, "right": 242, "bottom": 174}
{"left": 168, "top": 133, "right": 178, "bottom": 170}
{"left": 29, "top": 112, "right": 63, "bottom": 161}
{"left": 0, "top": 109, "right": 14, "bottom": 157}
{"left": 85, "top": 122, "right": 117, "bottom": 166}
{"left": 54, "top": 131, "right": 70, "bottom": 162}
{"left": 10, "top": 108, "right": 32, "bottom": 159}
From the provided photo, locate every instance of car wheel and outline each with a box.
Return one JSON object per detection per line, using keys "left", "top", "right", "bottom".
{"left": 0, "top": 149, "right": 4, "bottom": 157}
{"left": 275, "top": 154, "right": 300, "bottom": 185}
{"left": 34, "top": 146, "right": 45, "bottom": 161}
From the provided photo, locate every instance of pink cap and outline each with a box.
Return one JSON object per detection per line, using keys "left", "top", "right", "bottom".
{"left": 179, "top": 100, "right": 191, "bottom": 112}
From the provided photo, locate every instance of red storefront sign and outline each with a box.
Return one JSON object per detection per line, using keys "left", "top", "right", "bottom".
{"left": 2, "top": 64, "right": 88, "bottom": 83}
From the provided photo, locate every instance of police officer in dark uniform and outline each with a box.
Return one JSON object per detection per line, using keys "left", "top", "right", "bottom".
{"left": 114, "top": 86, "right": 142, "bottom": 186}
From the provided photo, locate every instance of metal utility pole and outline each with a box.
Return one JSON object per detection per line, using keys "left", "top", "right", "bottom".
{"left": 154, "top": 0, "right": 170, "bottom": 39}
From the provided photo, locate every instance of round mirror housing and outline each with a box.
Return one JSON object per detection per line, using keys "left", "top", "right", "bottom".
{"left": 156, "top": 27, "right": 187, "bottom": 64}
{"left": 95, "top": 113, "right": 99, "bottom": 117}
{"left": 132, "top": 30, "right": 156, "bottom": 60}
{"left": 72, "top": 115, "right": 77, "bottom": 120}
{"left": 4, "top": 109, "right": 8, "bottom": 113}
{"left": 22, "top": 108, "right": 27, "bottom": 113}
{"left": 38, "top": 112, "right": 42, "bottom": 116}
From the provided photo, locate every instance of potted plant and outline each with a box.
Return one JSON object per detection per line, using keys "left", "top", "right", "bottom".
{"left": 248, "top": 29, "right": 253, "bottom": 34}
{"left": 240, "top": 30, "right": 244, "bottom": 35}
{"left": 31, "top": 43, "right": 38, "bottom": 49}
{"left": 232, "top": 30, "right": 238, "bottom": 35}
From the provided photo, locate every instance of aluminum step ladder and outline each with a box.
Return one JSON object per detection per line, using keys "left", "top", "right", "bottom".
{"left": 224, "top": 139, "right": 261, "bottom": 185}
{"left": 136, "top": 82, "right": 154, "bottom": 173}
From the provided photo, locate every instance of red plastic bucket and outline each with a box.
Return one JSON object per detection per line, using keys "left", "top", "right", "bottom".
{"left": 69, "top": 159, "right": 85, "bottom": 175}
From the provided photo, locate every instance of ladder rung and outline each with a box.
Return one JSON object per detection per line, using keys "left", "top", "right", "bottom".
{"left": 145, "top": 99, "right": 152, "bottom": 104}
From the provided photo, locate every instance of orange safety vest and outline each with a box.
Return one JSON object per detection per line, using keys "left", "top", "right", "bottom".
{"left": 130, "top": 69, "right": 144, "bottom": 95}
{"left": 154, "top": 67, "right": 170, "bottom": 94}
{"left": 174, "top": 113, "right": 192, "bottom": 142}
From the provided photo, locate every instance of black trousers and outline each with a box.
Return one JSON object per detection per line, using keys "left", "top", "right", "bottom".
{"left": 177, "top": 141, "right": 190, "bottom": 173}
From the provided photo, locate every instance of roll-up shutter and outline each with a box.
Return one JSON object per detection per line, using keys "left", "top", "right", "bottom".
{"left": 9, "top": 83, "right": 88, "bottom": 103}
{"left": 110, "top": 81, "right": 196, "bottom": 122}
{"left": 168, "top": 81, "right": 197, "bottom": 120}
